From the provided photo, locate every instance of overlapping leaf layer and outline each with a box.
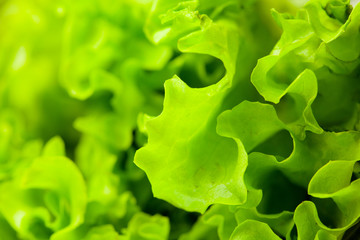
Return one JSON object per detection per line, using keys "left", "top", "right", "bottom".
{"left": 0, "top": 0, "right": 359, "bottom": 239}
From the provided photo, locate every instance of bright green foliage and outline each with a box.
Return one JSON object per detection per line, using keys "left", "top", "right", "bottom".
{"left": 83, "top": 225, "right": 121, "bottom": 240}
{"left": 136, "top": 0, "right": 360, "bottom": 238}
{"left": 1, "top": 0, "right": 360, "bottom": 239}
{"left": 0, "top": 0, "right": 171, "bottom": 239}
{"left": 229, "top": 220, "right": 282, "bottom": 240}
{"left": 134, "top": 0, "right": 289, "bottom": 213}
{"left": 119, "top": 212, "right": 170, "bottom": 240}
{"left": 0, "top": 138, "right": 87, "bottom": 240}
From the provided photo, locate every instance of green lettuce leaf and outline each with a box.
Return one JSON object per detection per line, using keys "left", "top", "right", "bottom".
{"left": 293, "top": 159, "right": 360, "bottom": 239}
{"left": 83, "top": 225, "right": 121, "bottom": 240}
{"left": 0, "top": 138, "right": 87, "bottom": 240}
{"left": 1, "top": 0, "right": 360, "bottom": 239}
{"left": 135, "top": 6, "right": 246, "bottom": 212}
{"left": 229, "top": 220, "right": 282, "bottom": 240}
{"left": 75, "top": 135, "right": 140, "bottom": 230}
{"left": 120, "top": 212, "right": 170, "bottom": 240}
{"left": 252, "top": 0, "right": 360, "bottom": 131}
{"left": 135, "top": 0, "right": 287, "bottom": 213}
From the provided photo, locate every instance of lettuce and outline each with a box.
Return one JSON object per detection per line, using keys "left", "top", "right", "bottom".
{"left": 136, "top": 0, "right": 360, "bottom": 238}
{"left": 1, "top": 0, "right": 360, "bottom": 239}
{"left": 134, "top": 0, "right": 291, "bottom": 213}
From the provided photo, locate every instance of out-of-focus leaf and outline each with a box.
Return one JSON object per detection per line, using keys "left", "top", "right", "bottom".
{"left": 83, "top": 225, "right": 120, "bottom": 240}
{"left": 0, "top": 137, "right": 87, "bottom": 240}
{"left": 120, "top": 212, "right": 170, "bottom": 240}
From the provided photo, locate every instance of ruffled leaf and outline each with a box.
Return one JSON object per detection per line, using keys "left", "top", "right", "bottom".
{"left": 229, "top": 220, "right": 282, "bottom": 240}
{"left": 120, "top": 212, "right": 170, "bottom": 240}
